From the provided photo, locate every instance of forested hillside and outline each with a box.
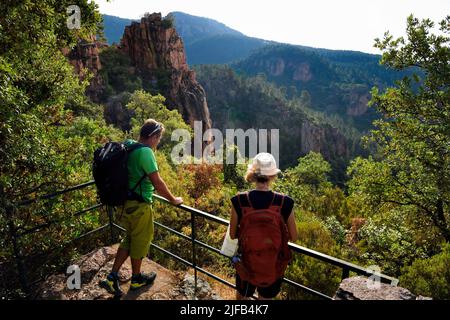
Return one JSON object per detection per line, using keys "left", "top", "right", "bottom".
{"left": 194, "top": 64, "right": 364, "bottom": 184}
{"left": 233, "top": 44, "right": 414, "bottom": 132}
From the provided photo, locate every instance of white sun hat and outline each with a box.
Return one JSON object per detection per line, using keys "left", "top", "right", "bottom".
{"left": 248, "top": 152, "right": 281, "bottom": 176}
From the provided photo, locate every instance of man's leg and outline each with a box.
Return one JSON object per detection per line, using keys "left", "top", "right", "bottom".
{"left": 128, "top": 203, "right": 156, "bottom": 290}
{"left": 112, "top": 247, "right": 129, "bottom": 273}
{"left": 99, "top": 246, "right": 128, "bottom": 296}
{"left": 129, "top": 256, "right": 156, "bottom": 290}
{"left": 130, "top": 257, "right": 143, "bottom": 275}
{"left": 99, "top": 219, "right": 130, "bottom": 296}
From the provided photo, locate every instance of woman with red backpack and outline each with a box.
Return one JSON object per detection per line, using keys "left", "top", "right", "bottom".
{"left": 229, "top": 152, "right": 298, "bottom": 300}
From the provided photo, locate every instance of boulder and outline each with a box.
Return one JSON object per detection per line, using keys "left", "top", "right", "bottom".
{"left": 334, "top": 276, "right": 432, "bottom": 300}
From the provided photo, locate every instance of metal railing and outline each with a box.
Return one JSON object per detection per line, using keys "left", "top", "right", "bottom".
{"left": 6, "top": 181, "right": 398, "bottom": 299}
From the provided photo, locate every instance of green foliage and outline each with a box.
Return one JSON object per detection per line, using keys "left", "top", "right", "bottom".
{"left": 275, "top": 152, "right": 348, "bottom": 222}
{"left": 285, "top": 213, "right": 342, "bottom": 299}
{"left": 222, "top": 144, "right": 248, "bottom": 190}
{"left": 355, "top": 207, "right": 430, "bottom": 276}
{"left": 346, "top": 156, "right": 396, "bottom": 216}
{"left": 153, "top": 68, "right": 172, "bottom": 93}
{"left": 147, "top": 152, "right": 193, "bottom": 269}
{"left": 99, "top": 46, "right": 143, "bottom": 99}
{"left": 0, "top": 0, "right": 126, "bottom": 297}
{"left": 323, "top": 215, "right": 346, "bottom": 245}
{"left": 0, "top": 0, "right": 103, "bottom": 203}
{"left": 125, "top": 90, "right": 192, "bottom": 158}
{"left": 149, "top": 153, "right": 235, "bottom": 272}
{"left": 286, "top": 152, "right": 332, "bottom": 189}
{"left": 351, "top": 15, "right": 450, "bottom": 241}
{"left": 102, "top": 92, "right": 134, "bottom": 131}
{"left": 399, "top": 243, "right": 450, "bottom": 299}
{"left": 0, "top": 0, "right": 102, "bottom": 53}
{"left": 161, "top": 14, "right": 174, "bottom": 29}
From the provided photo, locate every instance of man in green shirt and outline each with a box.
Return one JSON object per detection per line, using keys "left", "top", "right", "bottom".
{"left": 100, "top": 119, "right": 183, "bottom": 297}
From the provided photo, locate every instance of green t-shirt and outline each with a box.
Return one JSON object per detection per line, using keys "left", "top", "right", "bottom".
{"left": 125, "top": 139, "right": 158, "bottom": 203}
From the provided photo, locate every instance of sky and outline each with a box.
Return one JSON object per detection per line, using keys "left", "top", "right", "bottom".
{"left": 94, "top": 0, "right": 450, "bottom": 54}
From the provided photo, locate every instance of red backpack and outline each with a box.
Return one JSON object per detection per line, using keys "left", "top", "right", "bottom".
{"left": 234, "top": 192, "right": 292, "bottom": 287}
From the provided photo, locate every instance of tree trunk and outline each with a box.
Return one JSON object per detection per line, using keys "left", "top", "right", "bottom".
{"left": 433, "top": 199, "right": 450, "bottom": 242}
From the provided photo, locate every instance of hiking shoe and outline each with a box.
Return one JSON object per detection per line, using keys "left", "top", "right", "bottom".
{"left": 130, "top": 272, "right": 157, "bottom": 291}
{"left": 99, "top": 274, "right": 123, "bottom": 297}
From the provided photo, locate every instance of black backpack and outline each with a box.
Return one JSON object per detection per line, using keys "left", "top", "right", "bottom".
{"left": 93, "top": 141, "right": 148, "bottom": 206}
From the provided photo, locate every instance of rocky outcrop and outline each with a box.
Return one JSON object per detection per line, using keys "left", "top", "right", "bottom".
{"left": 300, "top": 120, "right": 348, "bottom": 159}
{"left": 35, "top": 244, "right": 220, "bottom": 300}
{"left": 345, "top": 88, "right": 370, "bottom": 117}
{"left": 64, "top": 36, "right": 106, "bottom": 103}
{"left": 267, "top": 58, "right": 285, "bottom": 76}
{"left": 293, "top": 63, "right": 312, "bottom": 82}
{"left": 259, "top": 58, "right": 312, "bottom": 82}
{"left": 119, "top": 13, "right": 212, "bottom": 131}
{"left": 334, "top": 276, "right": 432, "bottom": 300}
{"left": 180, "top": 274, "right": 221, "bottom": 300}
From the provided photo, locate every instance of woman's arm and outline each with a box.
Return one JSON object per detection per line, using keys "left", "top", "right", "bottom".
{"left": 286, "top": 210, "right": 298, "bottom": 242}
{"left": 229, "top": 206, "right": 239, "bottom": 240}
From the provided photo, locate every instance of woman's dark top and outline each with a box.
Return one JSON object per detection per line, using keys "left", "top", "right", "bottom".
{"left": 231, "top": 190, "right": 294, "bottom": 223}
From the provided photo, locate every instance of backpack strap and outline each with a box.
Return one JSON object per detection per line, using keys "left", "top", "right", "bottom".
{"left": 126, "top": 142, "right": 150, "bottom": 193}
{"left": 131, "top": 174, "right": 147, "bottom": 192}
{"left": 269, "top": 192, "right": 277, "bottom": 206}
{"left": 126, "top": 142, "right": 147, "bottom": 153}
{"left": 237, "top": 192, "right": 250, "bottom": 217}
{"left": 245, "top": 192, "right": 253, "bottom": 208}
{"left": 269, "top": 192, "right": 285, "bottom": 214}
{"left": 280, "top": 194, "right": 286, "bottom": 209}
{"left": 236, "top": 192, "right": 243, "bottom": 209}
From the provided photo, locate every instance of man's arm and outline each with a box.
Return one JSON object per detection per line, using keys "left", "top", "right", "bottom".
{"left": 148, "top": 171, "right": 183, "bottom": 205}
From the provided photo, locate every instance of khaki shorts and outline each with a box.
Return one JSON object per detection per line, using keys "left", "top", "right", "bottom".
{"left": 119, "top": 200, "right": 154, "bottom": 259}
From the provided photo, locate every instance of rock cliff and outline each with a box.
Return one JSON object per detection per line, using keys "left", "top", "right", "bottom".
{"left": 63, "top": 36, "right": 106, "bottom": 103}
{"left": 300, "top": 120, "right": 349, "bottom": 159}
{"left": 65, "top": 14, "right": 212, "bottom": 134}
{"left": 119, "top": 13, "right": 212, "bottom": 131}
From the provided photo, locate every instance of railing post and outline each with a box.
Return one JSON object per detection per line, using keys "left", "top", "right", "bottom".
{"left": 191, "top": 212, "right": 197, "bottom": 299}
{"left": 107, "top": 206, "right": 115, "bottom": 243}
{"left": 342, "top": 267, "right": 350, "bottom": 280}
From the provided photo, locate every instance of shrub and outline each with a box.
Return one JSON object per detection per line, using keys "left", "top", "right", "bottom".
{"left": 284, "top": 213, "right": 342, "bottom": 299}
{"left": 161, "top": 14, "right": 174, "bottom": 29}
{"left": 399, "top": 243, "right": 450, "bottom": 300}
